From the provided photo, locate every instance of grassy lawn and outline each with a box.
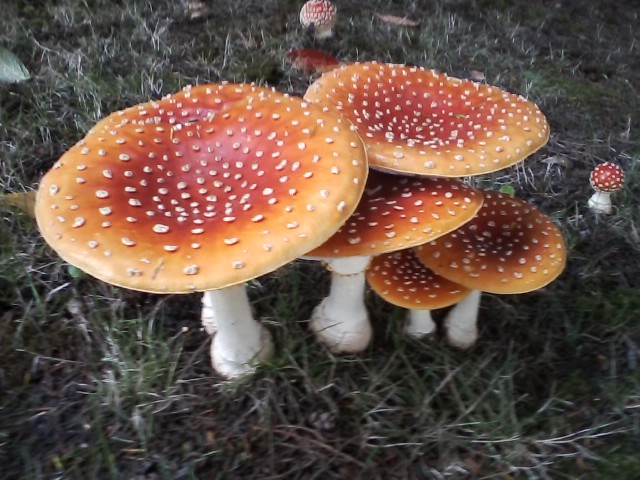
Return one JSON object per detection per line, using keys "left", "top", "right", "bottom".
{"left": 1, "top": 0, "right": 639, "bottom": 478}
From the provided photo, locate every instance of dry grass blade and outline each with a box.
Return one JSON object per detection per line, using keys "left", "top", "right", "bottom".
{"left": 375, "top": 13, "right": 420, "bottom": 27}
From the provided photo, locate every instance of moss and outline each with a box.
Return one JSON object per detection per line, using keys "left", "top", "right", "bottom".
{"left": 244, "top": 58, "right": 283, "bottom": 85}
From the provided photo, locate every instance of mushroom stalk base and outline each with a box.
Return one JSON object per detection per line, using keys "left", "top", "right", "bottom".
{"left": 309, "top": 256, "right": 372, "bottom": 353}
{"left": 444, "top": 289, "right": 481, "bottom": 349}
{"left": 405, "top": 309, "right": 436, "bottom": 339}
{"left": 587, "top": 191, "right": 613, "bottom": 214}
{"left": 202, "top": 284, "right": 273, "bottom": 379}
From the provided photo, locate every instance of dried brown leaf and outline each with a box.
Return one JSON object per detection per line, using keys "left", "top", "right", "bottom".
{"left": 0, "top": 191, "right": 36, "bottom": 218}
{"left": 469, "top": 69, "right": 486, "bottom": 81}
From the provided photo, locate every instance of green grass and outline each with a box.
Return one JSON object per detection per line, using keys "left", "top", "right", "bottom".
{"left": 2, "top": 0, "right": 640, "bottom": 478}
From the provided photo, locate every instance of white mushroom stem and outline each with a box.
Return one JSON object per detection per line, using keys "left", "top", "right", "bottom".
{"left": 404, "top": 309, "right": 437, "bottom": 339}
{"left": 444, "top": 289, "right": 482, "bottom": 349}
{"left": 587, "top": 191, "right": 613, "bottom": 214}
{"left": 309, "top": 256, "right": 372, "bottom": 353}
{"left": 202, "top": 283, "right": 273, "bottom": 379}
{"left": 201, "top": 292, "right": 218, "bottom": 335}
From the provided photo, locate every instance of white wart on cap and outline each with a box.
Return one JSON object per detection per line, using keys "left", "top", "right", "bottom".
{"left": 304, "top": 62, "right": 550, "bottom": 177}
{"left": 307, "top": 169, "right": 483, "bottom": 257}
{"left": 35, "top": 84, "right": 368, "bottom": 293}
{"left": 416, "top": 191, "right": 567, "bottom": 294}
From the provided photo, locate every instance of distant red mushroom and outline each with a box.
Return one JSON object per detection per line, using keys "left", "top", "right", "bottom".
{"left": 286, "top": 48, "right": 340, "bottom": 74}
{"left": 299, "top": 0, "right": 337, "bottom": 39}
{"left": 588, "top": 162, "right": 625, "bottom": 214}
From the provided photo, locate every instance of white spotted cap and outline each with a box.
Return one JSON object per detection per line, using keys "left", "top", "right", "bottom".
{"left": 366, "top": 247, "right": 471, "bottom": 309}
{"left": 307, "top": 169, "right": 483, "bottom": 257}
{"left": 304, "top": 62, "right": 550, "bottom": 177}
{"left": 299, "top": 0, "right": 337, "bottom": 38}
{"left": 35, "top": 83, "right": 368, "bottom": 293}
{"left": 415, "top": 191, "right": 567, "bottom": 294}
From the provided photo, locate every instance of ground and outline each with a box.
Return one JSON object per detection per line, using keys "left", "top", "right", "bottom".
{"left": 1, "top": 0, "right": 639, "bottom": 478}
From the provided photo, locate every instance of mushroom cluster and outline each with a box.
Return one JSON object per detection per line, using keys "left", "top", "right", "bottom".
{"left": 302, "top": 62, "right": 565, "bottom": 350}
{"left": 34, "top": 62, "right": 566, "bottom": 378}
{"left": 415, "top": 191, "right": 567, "bottom": 348}
{"left": 304, "top": 169, "right": 483, "bottom": 352}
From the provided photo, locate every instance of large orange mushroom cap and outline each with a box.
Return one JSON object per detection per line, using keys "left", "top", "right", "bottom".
{"left": 307, "top": 169, "right": 484, "bottom": 258}
{"left": 35, "top": 84, "right": 368, "bottom": 293}
{"left": 415, "top": 191, "right": 567, "bottom": 294}
{"left": 304, "top": 62, "right": 550, "bottom": 177}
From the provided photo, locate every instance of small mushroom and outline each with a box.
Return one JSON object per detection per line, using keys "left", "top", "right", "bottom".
{"left": 416, "top": 191, "right": 567, "bottom": 349}
{"left": 299, "top": 0, "right": 337, "bottom": 39}
{"left": 35, "top": 83, "right": 368, "bottom": 378}
{"left": 305, "top": 62, "right": 550, "bottom": 177}
{"left": 304, "top": 170, "right": 483, "bottom": 353}
{"left": 286, "top": 48, "right": 341, "bottom": 74}
{"left": 366, "top": 248, "right": 472, "bottom": 338}
{"left": 588, "top": 162, "right": 625, "bottom": 214}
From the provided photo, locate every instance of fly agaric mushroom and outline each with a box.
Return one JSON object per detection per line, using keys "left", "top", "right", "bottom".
{"left": 366, "top": 247, "right": 472, "bottom": 338}
{"left": 299, "top": 0, "right": 337, "bottom": 39}
{"left": 588, "top": 162, "right": 625, "bottom": 214}
{"left": 415, "top": 191, "right": 567, "bottom": 349}
{"left": 304, "top": 62, "right": 550, "bottom": 177}
{"left": 286, "top": 48, "right": 341, "bottom": 74}
{"left": 304, "top": 169, "right": 483, "bottom": 352}
{"left": 35, "top": 83, "right": 368, "bottom": 378}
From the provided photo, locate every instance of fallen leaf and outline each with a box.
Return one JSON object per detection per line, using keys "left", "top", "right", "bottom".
{"left": 286, "top": 48, "right": 340, "bottom": 74}
{"left": 498, "top": 184, "right": 516, "bottom": 197}
{"left": 462, "top": 455, "right": 484, "bottom": 475}
{"left": 0, "top": 191, "right": 36, "bottom": 218}
{"left": 542, "top": 155, "right": 569, "bottom": 168}
{"left": 0, "top": 47, "right": 30, "bottom": 83}
{"left": 376, "top": 13, "right": 420, "bottom": 27}
{"left": 469, "top": 69, "right": 485, "bottom": 81}
{"left": 184, "top": 0, "right": 211, "bottom": 20}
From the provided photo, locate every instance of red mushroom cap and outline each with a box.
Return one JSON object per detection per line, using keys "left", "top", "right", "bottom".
{"left": 367, "top": 247, "right": 471, "bottom": 310}
{"left": 304, "top": 62, "right": 550, "bottom": 177}
{"left": 415, "top": 191, "right": 567, "bottom": 294}
{"left": 307, "top": 169, "right": 483, "bottom": 258}
{"left": 35, "top": 84, "right": 368, "bottom": 293}
{"left": 589, "top": 162, "right": 625, "bottom": 193}
{"left": 286, "top": 48, "right": 340, "bottom": 74}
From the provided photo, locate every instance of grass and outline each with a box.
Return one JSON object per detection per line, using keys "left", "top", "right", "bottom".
{"left": 1, "top": 0, "right": 640, "bottom": 478}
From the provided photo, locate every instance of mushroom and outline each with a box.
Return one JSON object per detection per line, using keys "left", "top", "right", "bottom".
{"left": 304, "top": 169, "right": 483, "bottom": 352}
{"left": 35, "top": 83, "right": 368, "bottom": 378}
{"left": 304, "top": 62, "right": 550, "bottom": 177}
{"left": 366, "top": 247, "right": 472, "bottom": 338}
{"left": 299, "top": 0, "right": 337, "bottom": 39}
{"left": 286, "top": 48, "right": 341, "bottom": 74}
{"left": 415, "top": 191, "right": 567, "bottom": 349}
{"left": 588, "top": 162, "right": 625, "bottom": 214}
